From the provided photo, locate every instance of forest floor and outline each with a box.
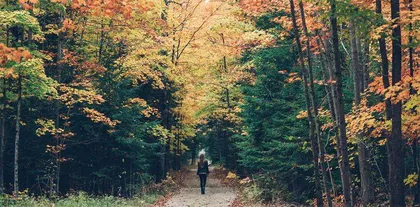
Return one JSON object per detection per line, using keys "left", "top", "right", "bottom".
{"left": 163, "top": 167, "right": 237, "bottom": 207}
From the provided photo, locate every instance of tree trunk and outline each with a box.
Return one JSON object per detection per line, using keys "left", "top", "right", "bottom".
{"left": 98, "top": 22, "right": 105, "bottom": 64}
{"left": 55, "top": 37, "right": 63, "bottom": 195}
{"left": 323, "top": 39, "right": 339, "bottom": 123}
{"left": 14, "top": 73, "right": 22, "bottom": 196}
{"left": 414, "top": 141, "right": 420, "bottom": 205}
{"left": 299, "top": 2, "right": 332, "bottom": 206}
{"left": 318, "top": 34, "right": 339, "bottom": 123}
{"left": 329, "top": 0, "right": 352, "bottom": 205}
{"left": 361, "top": 40, "right": 370, "bottom": 93}
{"left": 407, "top": 0, "right": 420, "bottom": 204}
{"left": 349, "top": 24, "right": 361, "bottom": 104}
{"left": 319, "top": 34, "right": 340, "bottom": 198}
{"left": 174, "top": 124, "right": 181, "bottom": 171}
{"left": 350, "top": 23, "right": 375, "bottom": 206}
{"left": 289, "top": 1, "right": 323, "bottom": 205}
{"left": 191, "top": 138, "right": 197, "bottom": 165}
{"left": 158, "top": 143, "right": 166, "bottom": 181}
{"left": 319, "top": 51, "right": 335, "bottom": 122}
{"left": 388, "top": 0, "right": 405, "bottom": 205}
{"left": 319, "top": 48, "right": 340, "bottom": 197}
{"left": 158, "top": 0, "right": 170, "bottom": 182}
{"left": 1, "top": 25, "right": 10, "bottom": 195}
{"left": 408, "top": 0, "right": 414, "bottom": 94}
{"left": 376, "top": 0, "right": 392, "bottom": 120}
{"left": 0, "top": 77, "right": 6, "bottom": 194}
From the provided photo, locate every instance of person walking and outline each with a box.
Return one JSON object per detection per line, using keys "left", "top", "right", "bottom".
{"left": 197, "top": 154, "right": 209, "bottom": 194}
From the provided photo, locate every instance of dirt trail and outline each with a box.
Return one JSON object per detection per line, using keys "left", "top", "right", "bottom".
{"left": 165, "top": 167, "right": 236, "bottom": 207}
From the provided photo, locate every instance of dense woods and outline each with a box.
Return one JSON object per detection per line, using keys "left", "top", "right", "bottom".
{"left": 1, "top": 0, "right": 420, "bottom": 206}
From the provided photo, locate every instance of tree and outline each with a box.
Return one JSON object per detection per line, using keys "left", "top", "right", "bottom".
{"left": 298, "top": 1, "right": 332, "bottom": 205}
{"left": 289, "top": 0, "right": 323, "bottom": 205}
{"left": 349, "top": 20, "right": 374, "bottom": 205}
{"left": 329, "top": 0, "right": 352, "bottom": 205}
{"left": 388, "top": 0, "right": 405, "bottom": 205}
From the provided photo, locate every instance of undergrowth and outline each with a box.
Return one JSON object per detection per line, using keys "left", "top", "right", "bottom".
{"left": 0, "top": 169, "right": 188, "bottom": 207}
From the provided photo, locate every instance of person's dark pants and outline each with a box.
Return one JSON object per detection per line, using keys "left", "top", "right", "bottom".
{"left": 199, "top": 174, "right": 207, "bottom": 194}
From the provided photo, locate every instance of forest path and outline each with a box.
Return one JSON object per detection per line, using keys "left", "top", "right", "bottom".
{"left": 164, "top": 167, "right": 236, "bottom": 207}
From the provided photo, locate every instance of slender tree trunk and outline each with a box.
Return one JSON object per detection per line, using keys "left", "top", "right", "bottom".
{"left": 177, "top": 133, "right": 180, "bottom": 170}
{"left": 98, "top": 22, "right": 105, "bottom": 63}
{"left": 299, "top": 2, "right": 332, "bottom": 206}
{"left": 319, "top": 34, "right": 340, "bottom": 198}
{"left": 324, "top": 39, "right": 339, "bottom": 123}
{"left": 408, "top": 0, "right": 414, "bottom": 94}
{"left": 14, "top": 73, "right": 22, "bottom": 196}
{"left": 318, "top": 35, "right": 338, "bottom": 122}
{"left": 1, "top": 26, "right": 10, "bottom": 195}
{"left": 0, "top": 77, "right": 6, "bottom": 194}
{"left": 357, "top": 38, "right": 365, "bottom": 92}
{"left": 376, "top": 0, "right": 392, "bottom": 120}
{"left": 289, "top": 1, "right": 323, "bottom": 205}
{"left": 408, "top": 0, "right": 420, "bottom": 203}
{"left": 361, "top": 40, "right": 370, "bottom": 92}
{"left": 388, "top": 0, "right": 405, "bottom": 205}
{"left": 174, "top": 119, "right": 182, "bottom": 171}
{"left": 375, "top": 0, "right": 396, "bottom": 198}
{"left": 414, "top": 141, "right": 420, "bottom": 205}
{"left": 349, "top": 23, "right": 361, "bottom": 103}
{"left": 55, "top": 37, "right": 63, "bottom": 195}
{"left": 191, "top": 138, "right": 197, "bottom": 165}
{"left": 159, "top": 143, "right": 166, "bottom": 181}
{"left": 319, "top": 49, "right": 339, "bottom": 197}
{"left": 319, "top": 52, "right": 335, "bottom": 121}
{"left": 359, "top": 50, "right": 375, "bottom": 207}
{"left": 350, "top": 23, "right": 374, "bottom": 206}
{"left": 157, "top": 0, "right": 170, "bottom": 182}
{"left": 355, "top": 38, "right": 363, "bottom": 91}
{"left": 329, "top": 0, "right": 352, "bottom": 205}
{"left": 221, "top": 33, "right": 231, "bottom": 113}
{"left": 172, "top": 130, "right": 178, "bottom": 171}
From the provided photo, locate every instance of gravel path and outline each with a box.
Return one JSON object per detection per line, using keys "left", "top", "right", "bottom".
{"left": 165, "top": 168, "right": 236, "bottom": 207}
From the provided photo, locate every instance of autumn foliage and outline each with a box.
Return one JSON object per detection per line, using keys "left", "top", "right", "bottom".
{"left": 1, "top": 0, "right": 420, "bottom": 206}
